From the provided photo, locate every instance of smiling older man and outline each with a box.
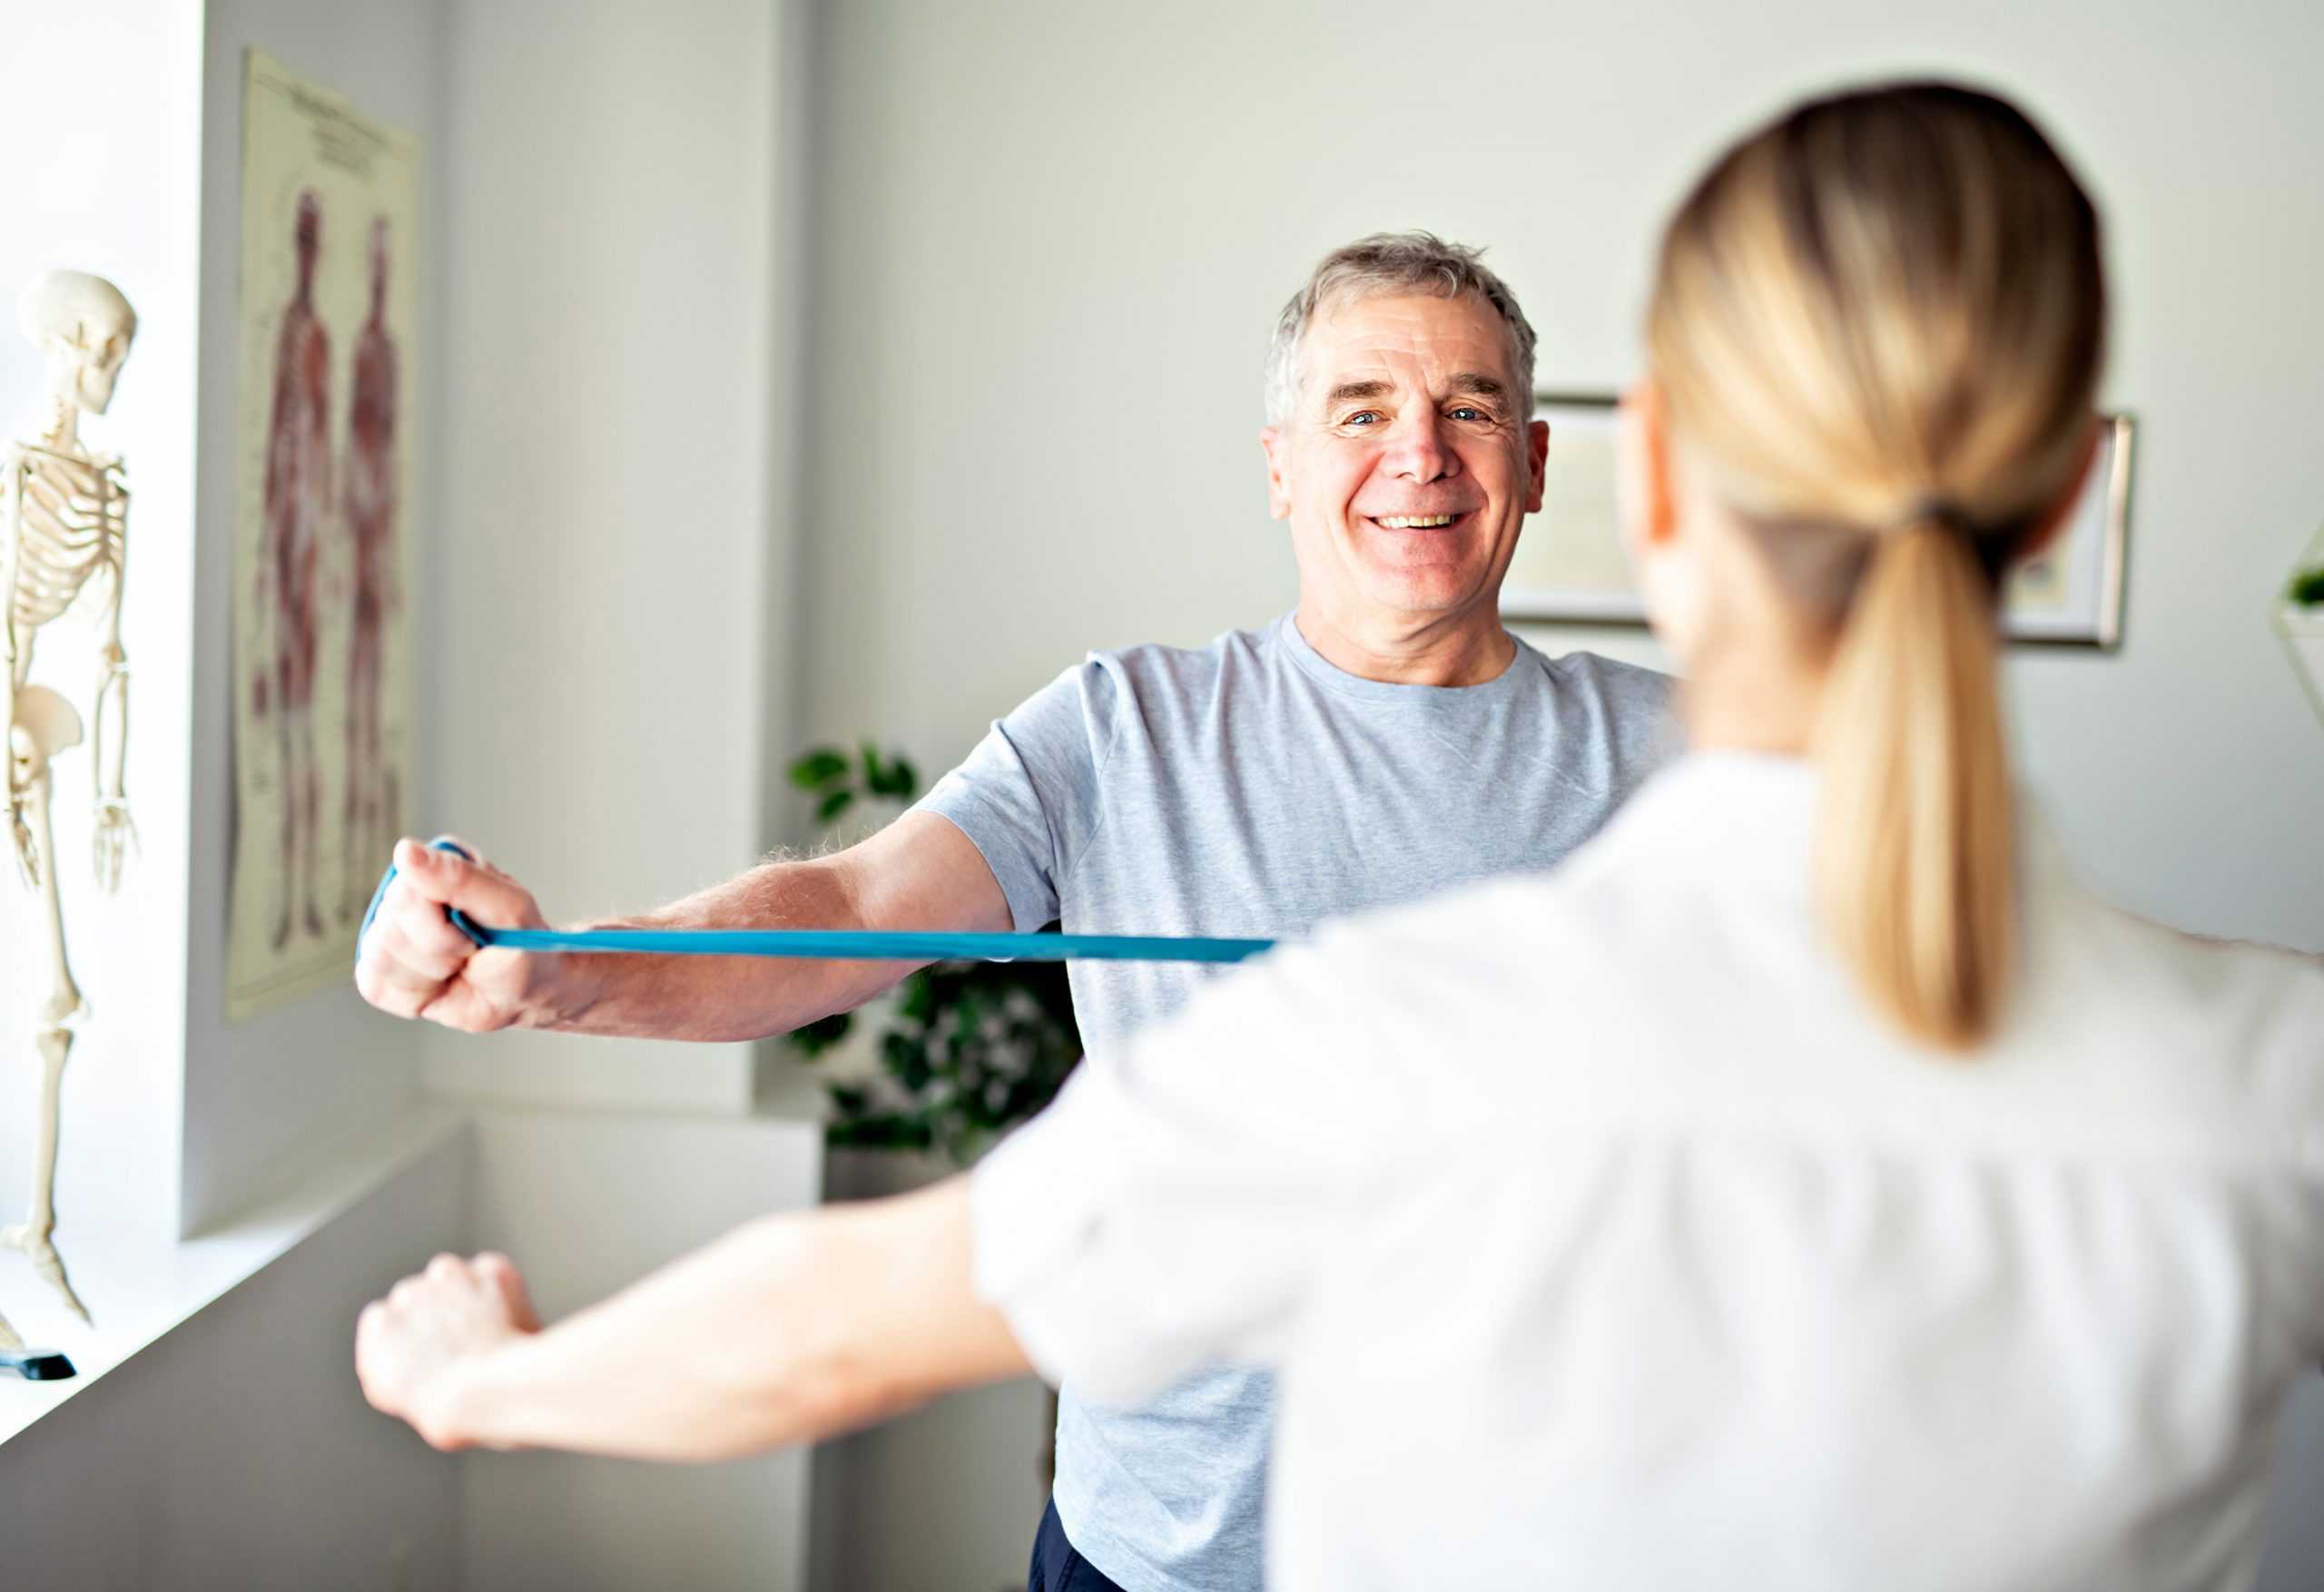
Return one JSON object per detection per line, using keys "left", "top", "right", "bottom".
{"left": 355, "top": 231, "right": 1671, "bottom": 1592}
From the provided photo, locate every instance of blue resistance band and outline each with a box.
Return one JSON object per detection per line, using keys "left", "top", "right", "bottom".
{"left": 359, "top": 840, "right": 1275, "bottom": 966}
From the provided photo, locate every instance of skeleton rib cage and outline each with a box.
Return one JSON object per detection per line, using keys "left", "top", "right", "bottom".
{"left": 3, "top": 441, "right": 126, "bottom": 682}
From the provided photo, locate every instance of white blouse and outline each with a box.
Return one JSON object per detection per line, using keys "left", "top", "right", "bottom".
{"left": 972, "top": 753, "right": 2324, "bottom": 1592}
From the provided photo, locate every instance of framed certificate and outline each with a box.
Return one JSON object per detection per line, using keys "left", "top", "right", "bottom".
{"left": 1502, "top": 394, "right": 2135, "bottom": 650}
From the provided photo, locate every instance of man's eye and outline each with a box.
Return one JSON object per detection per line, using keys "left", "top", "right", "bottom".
{"left": 1341, "top": 411, "right": 1383, "bottom": 427}
{"left": 1449, "top": 406, "right": 1490, "bottom": 422}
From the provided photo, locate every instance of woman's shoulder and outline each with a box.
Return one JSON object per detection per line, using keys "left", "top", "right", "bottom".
{"left": 2026, "top": 890, "right": 2324, "bottom": 1128}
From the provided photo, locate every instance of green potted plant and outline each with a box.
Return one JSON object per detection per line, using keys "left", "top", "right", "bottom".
{"left": 782, "top": 742, "right": 1083, "bottom": 1165}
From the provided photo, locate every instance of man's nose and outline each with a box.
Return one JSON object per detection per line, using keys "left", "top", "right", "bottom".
{"left": 1382, "top": 408, "right": 1458, "bottom": 482}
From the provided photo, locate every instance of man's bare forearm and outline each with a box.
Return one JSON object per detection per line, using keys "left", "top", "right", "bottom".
{"left": 515, "top": 811, "right": 1010, "bottom": 1046}
{"left": 530, "top": 857, "right": 915, "bottom": 1044}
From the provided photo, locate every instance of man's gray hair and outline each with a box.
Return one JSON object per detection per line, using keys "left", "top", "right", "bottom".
{"left": 1264, "top": 231, "right": 1538, "bottom": 426}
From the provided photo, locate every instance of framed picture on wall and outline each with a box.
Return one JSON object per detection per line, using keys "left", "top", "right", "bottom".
{"left": 1501, "top": 393, "right": 2136, "bottom": 649}
{"left": 1499, "top": 394, "right": 1640, "bottom": 624}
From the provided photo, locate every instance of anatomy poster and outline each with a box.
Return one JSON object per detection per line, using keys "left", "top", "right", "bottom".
{"left": 229, "top": 51, "right": 418, "bottom": 1022}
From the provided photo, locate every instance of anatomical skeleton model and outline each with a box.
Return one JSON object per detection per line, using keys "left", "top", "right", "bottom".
{"left": 0, "top": 270, "right": 137, "bottom": 1350}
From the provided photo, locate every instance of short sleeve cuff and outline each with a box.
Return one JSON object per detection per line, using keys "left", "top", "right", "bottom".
{"left": 968, "top": 1071, "right": 1154, "bottom": 1400}
{"left": 914, "top": 771, "right": 1059, "bottom": 933}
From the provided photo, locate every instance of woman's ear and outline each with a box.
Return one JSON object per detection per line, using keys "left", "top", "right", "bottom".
{"left": 1618, "top": 378, "right": 1706, "bottom": 659}
{"left": 2019, "top": 417, "right": 2103, "bottom": 565}
{"left": 1617, "top": 379, "right": 1676, "bottom": 562}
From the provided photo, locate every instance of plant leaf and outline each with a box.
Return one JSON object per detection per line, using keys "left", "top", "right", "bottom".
{"left": 864, "top": 750, "right": 918, "bottom": 800}
{"left": 817, "top": 790, "right": 855, "bottom": 823}
{"left": 789, "top": 748, "right": 850, "bottom": 790}
{"left": 784, "top": 1010, "right": 852, "bottom": 1057}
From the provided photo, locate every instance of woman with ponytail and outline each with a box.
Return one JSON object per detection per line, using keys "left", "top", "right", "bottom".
{"left": 356, "top": 83, "right": 2322, "bottom": 1592}
{"left": 1632, "top": 81, "right": 2106, "bottom": 1054}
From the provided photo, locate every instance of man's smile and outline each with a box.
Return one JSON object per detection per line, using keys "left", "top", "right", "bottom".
{"left": 1359, "top": 509, "right": 1478, "bottom": 532}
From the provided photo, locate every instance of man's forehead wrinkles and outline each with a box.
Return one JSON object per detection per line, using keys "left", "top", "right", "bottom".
{"left": 1312, "top": 343, "right": 1511, "bottom": 388}
{"left": 1309, "top": 368, "right": 1513, "bottom": 409}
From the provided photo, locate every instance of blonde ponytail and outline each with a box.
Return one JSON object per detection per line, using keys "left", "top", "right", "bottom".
{"left": 1811, "top": 522, "right": 2015, "bottom": 1049}
{"left": 1645, "top": 82, "right": 2104, "bottom": 1052}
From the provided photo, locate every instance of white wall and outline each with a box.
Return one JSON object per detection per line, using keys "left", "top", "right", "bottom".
{"left": 463, "top": 1107, "right": 821, "bottom": 1592}
{"left": 9, "top": 6, "right": 827, "bottom": 1591}
{"left": 182, "top": 0, "right": 448, "bottom": 1236}
{"left": 0, "top": 1125, "right": 469, "bottom": 1592}
{"left": 801, "top": 3, "right": 2324, "bottom": 930}
{"left": 0, "top": 7, "right": 472, "bottom": 1588}
{"left": 0, "top": 0, "right": 202, "bottom": 1325}
{"left": 422, "top": 4, "right": 830, "bottom": 1585}
{"left": 421, "top": 0, "right": 793, "bottom": 1115}
{"left": 797, "top": 2, "right": 2324, "bottom": 1586}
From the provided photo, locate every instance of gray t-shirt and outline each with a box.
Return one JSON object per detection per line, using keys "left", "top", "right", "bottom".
{"left": 918, "top": 612, "right": 1673, "bottom": 1592}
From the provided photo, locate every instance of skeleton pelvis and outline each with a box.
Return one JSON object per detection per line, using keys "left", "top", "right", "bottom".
{"left": 9, "top": 686, "right": 84, "bottom": 777}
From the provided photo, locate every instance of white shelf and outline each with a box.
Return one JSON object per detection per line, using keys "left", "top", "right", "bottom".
{"left": 0, "top": 1106, "right": 468, "bottom": 1448}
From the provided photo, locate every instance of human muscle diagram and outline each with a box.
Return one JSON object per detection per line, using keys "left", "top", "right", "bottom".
{"left": 229, "top": 52, "right": 419, "bottom": 1021}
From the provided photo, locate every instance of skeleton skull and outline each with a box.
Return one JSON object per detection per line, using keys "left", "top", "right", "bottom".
{"left": 17, "top": 270, "right": 137, "bottom": 418}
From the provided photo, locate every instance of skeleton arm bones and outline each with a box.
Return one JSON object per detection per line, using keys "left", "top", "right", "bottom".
{"left": 87, "top": 463, "right": 131, "bottom": 889}
{"left": 2, "top": 446, "right": 31, "bottom": 875}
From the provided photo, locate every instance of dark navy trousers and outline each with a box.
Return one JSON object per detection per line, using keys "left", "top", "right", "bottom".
{"left": 1028, "top": 1497, "right": 1129, "bottom": 1592}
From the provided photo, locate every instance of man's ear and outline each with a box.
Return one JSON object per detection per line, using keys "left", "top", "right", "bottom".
{"left": 1617, "top": 379, "right": 1677, "bottom": 560}
{"left": 1260, "top": 426, "right": 1293, "bottom": 521}
{"left": 1524, "top": 418, "right": 1551, "bottom": 514}
{"left": 2019, "top": 417, "right": 2103, "bottom": 565}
